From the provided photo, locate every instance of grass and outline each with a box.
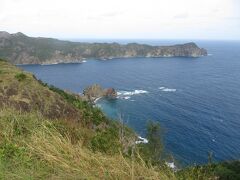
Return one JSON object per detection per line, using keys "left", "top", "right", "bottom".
{"left": 0, "top": 60, "right": 134, "bottom": 155}
{"left": 1, "top": 108, "right": 233, "bottom": 179}
{"left": 0, "top": 109, "right": 175, "bottom": 179}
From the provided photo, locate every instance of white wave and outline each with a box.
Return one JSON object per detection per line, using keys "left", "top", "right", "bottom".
{"left": 162, "top": 88, "right": 176, "bottom": 92}
{"left": 165, "top": 162, "right": 176, "bottom": 170}
{"left": 41, "top": 62, "right": 59, "bottom": 65}
{"left": 135, "top": 136, "right": 148, "bottom": 144}
{"left": 94, "top": 97, "right": 102, "bottom": 103}
{"left": 117, "top": 90, "right": 148, "bottom": 96}
{"left": 159, "top": 87, "right": 176, "bottom": 92}
{"left": 82, "top": 60, "right": 87, "bottom": 63}
{"left": 208, "top": 53, "right": 213, "bottom": 56}
{"left": 123, "top": 96, "right": 131, "bottom": 100}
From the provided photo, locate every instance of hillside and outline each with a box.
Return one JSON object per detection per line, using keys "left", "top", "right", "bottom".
{"left": 0, "top": 59, "right": 174, "bottom": 179}
{"left": 0, "top": 31, "right": 207, "bottom": 64}
{"left": 0, "top": 59, "right": 239, "bottom": 179}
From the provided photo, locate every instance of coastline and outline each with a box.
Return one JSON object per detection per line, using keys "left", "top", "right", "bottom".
{"left": 15, "top": 55, "right": 207, "bottom": 66}
{"left": 93, "top": 97, "right": 102, "bottom": 104}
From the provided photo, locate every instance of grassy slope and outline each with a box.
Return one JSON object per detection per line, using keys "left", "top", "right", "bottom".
{"left": 0, "top": 59, "right": 82, "bottom": 121}
{"left": 0, "top": 59, "right": 239, "bottom": 179}
{"left": 0, "top": 59, "right": 176, "bottom": 179}
{"left": 0, "top": 109, "right": 175, "bottom": 179}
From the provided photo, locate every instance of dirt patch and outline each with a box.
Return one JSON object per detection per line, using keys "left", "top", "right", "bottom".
{"left": 5, "top": 87, "right": 18, "bottom": 97}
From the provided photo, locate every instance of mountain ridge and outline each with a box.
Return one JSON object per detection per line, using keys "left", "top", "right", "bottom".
{"left": 0, "top": 31, "right": 207, "bottom": 64}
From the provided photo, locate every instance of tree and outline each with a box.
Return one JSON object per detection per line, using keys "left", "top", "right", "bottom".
{"left": 146, "top": 120, "right": 163, "bottom": 164}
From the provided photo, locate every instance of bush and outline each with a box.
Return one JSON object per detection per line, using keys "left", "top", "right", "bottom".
{"left": 136, "top": 121, "right": 165, "bottom": 166}
{"left": 147, "top": 121, "right": 163, "bottom": 163}
{"left": 214, "top": 161, "right": 240, "bottom": 180}
{"left": 47, "top": 84, "right": 108, "bottom": 125}
{"left": 91, "top": 127, "right": 120, "bottom": 154}
{"left": 0, "top": 58, "right": 6, "bottom": 62}
{"left": 15, "top": 73, "right": 27, "bottom": 81}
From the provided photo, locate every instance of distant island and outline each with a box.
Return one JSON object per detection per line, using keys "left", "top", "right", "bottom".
{"left": 0, "top": 31, "right": 207, "bottom": 64}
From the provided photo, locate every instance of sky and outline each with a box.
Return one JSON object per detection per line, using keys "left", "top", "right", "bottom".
{"left": 0, "top": 0, "right": 240, "bottom": 40}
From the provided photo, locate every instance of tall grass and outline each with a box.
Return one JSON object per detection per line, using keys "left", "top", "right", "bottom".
{"left": 0, "top": 109, "right": 175, "bottom": 179}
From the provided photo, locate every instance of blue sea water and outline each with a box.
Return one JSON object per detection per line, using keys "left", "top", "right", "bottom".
{"left": 19, "top": 40, "right": 240, "bottom": 166}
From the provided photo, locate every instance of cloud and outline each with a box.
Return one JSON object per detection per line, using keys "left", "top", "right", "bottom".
{"left": 225, "top": 16, "right": 240, "bottom": 20}
{"left": 88, "top": 11, "right": 124, "bottom": 20}
{"left": 1, "top": 0, "right": 240, "bottom": 40}
{"left": 174, "top": 13, "right": 189, "bottom": 19}
{"left": 101, "top": 12, "right": 123, "bottom": 18}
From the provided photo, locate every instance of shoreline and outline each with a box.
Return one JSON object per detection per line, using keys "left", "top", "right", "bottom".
{"left": 15, "top": 55, "right": 207, "bottom": 66}
{"left": 93, "top": 97, "right": 102, "bottom": 104}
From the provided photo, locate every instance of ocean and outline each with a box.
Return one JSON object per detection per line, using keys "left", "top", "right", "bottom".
{"left": 19, "top": 40, "right": 240, "bottom": 166}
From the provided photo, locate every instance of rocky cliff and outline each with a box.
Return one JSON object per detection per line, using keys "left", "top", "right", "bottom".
{"left": 0, "top": 31, "right": 207, "bottom": 64}
{"left": 83, "top": 84, "right": 117, "bottom": 103}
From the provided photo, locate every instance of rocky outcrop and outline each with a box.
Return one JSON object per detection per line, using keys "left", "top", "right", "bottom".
{"left": 83, "top": 84, "right": 105, "bottom": 102}
{"left": 0, "top": 31, "right": 207, "bottom": 64}
{"left": 105, "top": 88, "right": 117, "bottom": 99}
{"left": 83, "top": 84, "right": 117, "bottom": 102}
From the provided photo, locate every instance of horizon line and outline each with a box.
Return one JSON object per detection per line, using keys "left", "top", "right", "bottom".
{"left": 2, "top": 30, "right": 240, "bottom": 42}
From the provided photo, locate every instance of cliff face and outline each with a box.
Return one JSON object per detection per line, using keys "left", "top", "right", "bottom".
{"left": 0, "top": 31, "right": 207, "bottom": 64}
{"left": 83, "top": 84, "right": 117, "bottom": 102}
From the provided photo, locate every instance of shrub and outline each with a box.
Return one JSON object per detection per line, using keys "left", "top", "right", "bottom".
{"left": 47, "top": 84, "right": 109, "bottom": 125}
{"left": 91, "top": 127, "right": 121, "bottom": 154}
{"left": 0, "top": 58, "right": 6, "bottom": 62}
{"left": 136, "top": 121, "right": 165, "bottom": 166}
{"left": 15, "top": 73, "right": 27, "bottom": 81}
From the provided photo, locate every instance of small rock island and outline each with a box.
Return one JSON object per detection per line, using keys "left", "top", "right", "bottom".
{"left": 83, "top": 84, "right": 117, "bottom": 103}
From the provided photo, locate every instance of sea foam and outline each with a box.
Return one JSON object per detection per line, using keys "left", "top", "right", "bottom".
{"left": 117, "top": 90, "right": 149, "bottom": 100}
{"left": 135, "top": 136, "right": 149, "bottom": 144}
{"left": 159, "top": 87, "right": 176, "bottom": 92}
{"left": 117, "top": 90, "right": 148, "bottom": 96}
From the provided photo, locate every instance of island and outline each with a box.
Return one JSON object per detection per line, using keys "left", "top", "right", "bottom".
{"left": 0, "top": 31, "right": 207, "bottom": 64}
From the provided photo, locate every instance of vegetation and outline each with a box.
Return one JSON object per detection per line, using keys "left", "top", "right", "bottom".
{"left": 47, "top": 84, "right": 108, "bottom": 125}
{"left": 146, "top": 121, "right": 164, "bottom": 163}
{"left": 176, "top": 161, "right": 240, "bottom": 179}
{"left": 0, "top": 109, "right": 174, "bottom": 179}
{"left": 137, "top": 121, "right": 164, "bottom": 166}
{"left": 0, "top": 58, "right": 6, "bottom": 62}
{"left": 0, "top": 59, "right": 239, "bottom": 179}
{"left": 15, "top": 72, "right": 27, "bottom": 81}
{"left": 0, "top": 31, "right": 207, "bottom": 65}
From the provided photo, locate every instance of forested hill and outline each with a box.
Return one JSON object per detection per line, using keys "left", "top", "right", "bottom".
{"left": 0, "top": 31, "right": 207, "bottom": 64}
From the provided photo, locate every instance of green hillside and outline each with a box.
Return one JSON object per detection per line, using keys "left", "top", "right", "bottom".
{"left": 0, "top": 31, "right": 207, "bottom": 64}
